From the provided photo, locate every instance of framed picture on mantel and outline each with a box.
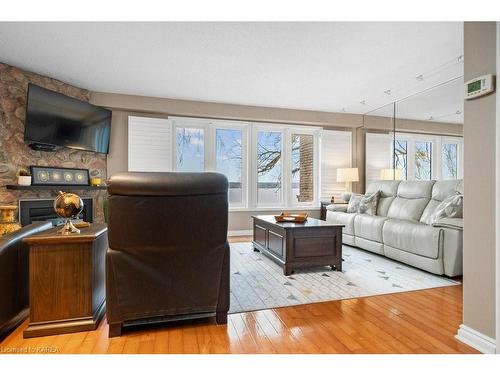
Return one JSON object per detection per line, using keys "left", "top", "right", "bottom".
{"left": 30, "top": 166, "right": 90, "bottom": 186}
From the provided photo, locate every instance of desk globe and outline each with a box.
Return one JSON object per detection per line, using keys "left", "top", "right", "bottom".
{"left": 54, "top": 191, "right": 84, "bottom": 234}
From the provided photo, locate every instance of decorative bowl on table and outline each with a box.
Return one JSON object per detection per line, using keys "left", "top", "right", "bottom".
{"left": 274, "top": 212, "right": 308, "bottom": 223}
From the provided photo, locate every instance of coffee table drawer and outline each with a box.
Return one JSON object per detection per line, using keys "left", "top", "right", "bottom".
{"left": 268, "top": 230, "right": 283, "bottom": 257}
{"left": 294, "top": 236, "right": 336, "bottom": 258}
{"left": 254, "top": 224, "right": 267, "bottom": 247}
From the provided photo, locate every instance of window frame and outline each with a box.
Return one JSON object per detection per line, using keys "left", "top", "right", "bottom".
{"left": 251, "top": 123, "right": 321, "bottom": 209}
{"left": 172, "top": 118, "right": 209, "bottom": 173}
{"left": 393, "top": 132, "right": 463, "bottom": 181}
{"left": 162, "top": 117, "right": 321, "bottom": 211}
{"left": 252, "top": 124, "right": 286, "bottom": 208}
{"left": 211, "top": 121, "right": 250, "bottom": 209}
{"left": 441, "top": 136, "right": 464, "bottom": 180}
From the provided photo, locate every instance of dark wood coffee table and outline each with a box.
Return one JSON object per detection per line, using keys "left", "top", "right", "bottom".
{"left": 252, "top": 215, "right": 344, "bottom": 275}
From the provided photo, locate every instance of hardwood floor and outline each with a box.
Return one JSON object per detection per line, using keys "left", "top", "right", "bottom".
{"left": 0, "top": 236, "right": 477, "bottom": 354}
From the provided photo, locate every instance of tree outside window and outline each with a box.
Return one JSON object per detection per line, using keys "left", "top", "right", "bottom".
{"left": 415, "top": 141, "right": 432, "bottom": 180}
{"left": 216, "top": 128, "right": 243, "bottom": 204}
{"left": 394, "top": 140, "right": 408, "bottom": 180}
{"left": 176, "top": 127, "right": 204, "bottom": 172}
{"left": 442, "top": 143, "right": 458, "bottom": 180}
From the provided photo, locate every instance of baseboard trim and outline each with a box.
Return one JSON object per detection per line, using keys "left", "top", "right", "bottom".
{"left": 228, "top": 230, "right": 253, "bottom": 237}
{"left": 456, "top": 324, "right": 496, "bottom": 354}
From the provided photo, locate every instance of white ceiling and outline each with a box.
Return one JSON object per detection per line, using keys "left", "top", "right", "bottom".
{"left": 0, "top": 22, "right": 464, "bottom": 123}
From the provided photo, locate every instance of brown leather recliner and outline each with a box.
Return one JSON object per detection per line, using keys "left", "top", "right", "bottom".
{"left": 105, "top": 172, "right": 230, "bottom": 337}
{"left": 0, "top": 221, "right": 53, "bottom": 340}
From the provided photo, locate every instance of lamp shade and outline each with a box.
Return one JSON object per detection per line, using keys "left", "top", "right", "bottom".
{"left": 380, "top": 168, "right": 403, "bottom": 180}
{"left": 337, "top": 168, "right": 359, "bottom": 183}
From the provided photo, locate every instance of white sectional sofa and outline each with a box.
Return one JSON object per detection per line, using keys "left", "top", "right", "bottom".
{"left": 326, "top": 180, "right": 463, "bottom": 277}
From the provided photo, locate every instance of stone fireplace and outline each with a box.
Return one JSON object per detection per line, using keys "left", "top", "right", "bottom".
{"left": 0, "top": 62, "right": 107, "bottom": 223}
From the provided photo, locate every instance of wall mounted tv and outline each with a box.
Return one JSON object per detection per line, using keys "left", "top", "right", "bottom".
{"left": 24, "top": 84, "right": 111, "bottom": 154}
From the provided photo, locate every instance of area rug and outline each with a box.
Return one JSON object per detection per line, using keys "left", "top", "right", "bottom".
{"left": 229, "top": 242, "right": 459, "bottom": 314}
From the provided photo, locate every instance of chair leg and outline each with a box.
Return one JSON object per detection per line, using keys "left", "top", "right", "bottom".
{"left": 216, "top": 311, "right": 227, "bottom": 325}
{"left": 108, "top": 322, "right": 122, "bottom": 337}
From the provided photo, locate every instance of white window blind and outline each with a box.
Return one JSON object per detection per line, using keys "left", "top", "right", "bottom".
{"left": 365, "top": 133, "right": 392, "bottom": 188}
{"left": 320, "top": 130, "right": 352, "bottom": 201}
{"left": 128, "top": 116, "right": 172, "bottom": 172}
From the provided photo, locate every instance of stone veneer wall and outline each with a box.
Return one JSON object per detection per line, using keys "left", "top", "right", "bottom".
{"left": 0, "top": 62, "right": 107, "bottom": 222}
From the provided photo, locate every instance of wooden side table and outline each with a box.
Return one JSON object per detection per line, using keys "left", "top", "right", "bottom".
{"left": 23, "top": 223, "right": 107, "bottom": 338}
{"left": 320, "top": 201, "right": 332, "bottom": 220}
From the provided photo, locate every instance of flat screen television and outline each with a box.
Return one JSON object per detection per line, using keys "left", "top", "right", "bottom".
{"left": 24, "top": 84, "right": 111, "bottom": 154}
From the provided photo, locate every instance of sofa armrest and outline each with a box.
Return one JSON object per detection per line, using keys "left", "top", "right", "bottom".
{"left": 432, "top": 217, "right": 463, "bottom": 231}
{"left": 326, "top": 203, "right": 348, "bottom": 213}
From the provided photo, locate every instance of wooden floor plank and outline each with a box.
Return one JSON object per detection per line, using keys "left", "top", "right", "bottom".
{"left": 0, "top": 284, "right": 478, "bottom": 354}
{"left": 0, "top": 235, "right": 478, "bottom": 355}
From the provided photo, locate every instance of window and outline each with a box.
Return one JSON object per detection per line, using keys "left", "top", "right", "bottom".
{"left": 415, "top": 141, "right": 432, "bottom": 180}
{"left": 128, "top": 116, "right": 172, "bottom": 172}
{"left": 131, "top": 116, "right": 322, "bottom": 210}
{"left": 176, "top": 127, "right": 204, "bottom": 172}
{"left": 291, "top": 134, "right": 314, "bottom": 203}
{"left": 442, "top": 143, "right": 458, "bottom": 180}
{"left": 216, "top": 128, "right": 243, "bottom": 205}
{"left": 394, "top": 133, "right": 462, "bottom": 181}
{"left": 394, "top": 140, "right": 408, "bottom": 180}
{"left": 257, "top": 131, "right": 283, "bottom": 206}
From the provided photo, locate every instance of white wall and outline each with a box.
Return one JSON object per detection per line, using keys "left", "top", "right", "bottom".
{"left": 496, "top": 21, "right": 500, "bottom": 354}
{"left": 457, "top": 21, "right": 497, "bottom": 354}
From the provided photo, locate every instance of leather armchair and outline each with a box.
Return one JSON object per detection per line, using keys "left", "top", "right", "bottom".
{"left": 0, "top": 221, "right": 53, "bottom": 340}
{"left": 106, "top": 172, "right": 230, "bottom": 337}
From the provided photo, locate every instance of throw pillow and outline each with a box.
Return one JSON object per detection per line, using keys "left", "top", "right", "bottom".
{"left": 357, "top": 191, "right": 380, "bottom": 216}
{"left": 346, "top": 193, "right": 363, "bottom": 213}
{"left": 430, "top": 192, "right": 463, "bottom": 224}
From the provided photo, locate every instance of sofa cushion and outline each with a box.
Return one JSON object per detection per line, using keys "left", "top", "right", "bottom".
{"left": 397, "top": 180, "right": 434, "bottom": 199}
{"left": 366, "top": 180, "right": 400, "bottom": 216}
{"left": 326, "top": 211, "right": 356, "bottom": 235}
{"left": 431, "top": 180, "right": 462, "bottom": 201}
{"left": 354, "top": 214, "right": 388, "bottom": 243}
{"left": 387, "top": 180, "right": 434, "bottom": 222}
{"left": 420, "top": 180, "right": 463, "bottom": 224}
{"left": 387, "top": 197, "right": 430, "bottom": 222}
{"left": 430, "top": 192, "right": 463, "bottom": 223}
{"left": 358, "top": 191, "right": 380, "bottom": 215}
{"left": 383, "top": 219, "right": 442, "bottom": 259}
{"left": 346, "top": 194, "right": 363, "bottom": 213}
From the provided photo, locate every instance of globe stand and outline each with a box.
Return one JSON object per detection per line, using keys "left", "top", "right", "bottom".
{"left": 59, "top": 218, "right": 80, "bottom": 235}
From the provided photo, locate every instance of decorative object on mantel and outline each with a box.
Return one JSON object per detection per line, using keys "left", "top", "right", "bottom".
{"left": 30, "top": 166, "right": 90, "bottom": 186}
{"left": 0, "top": 205, "right": 22, "bottom": 236}
{"left": 89, "top": 169, "right": 103, "bottom": 186}
{"left": 274, "top": 212, "right": 308, "bottom": 223}
{"left": 53, "top": 191, "right": 84, "bottom": 234}
{"left": 17, "top": 168, "right": 32, "bottom": 186}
